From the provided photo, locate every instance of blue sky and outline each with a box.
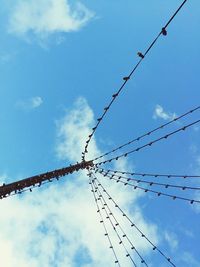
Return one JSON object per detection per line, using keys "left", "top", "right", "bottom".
{"left": 0, "top": 0, "right": 200, "bottom": 266}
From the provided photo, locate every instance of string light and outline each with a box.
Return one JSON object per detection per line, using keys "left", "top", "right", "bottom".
{"left": 92, "top": 106, "right": 200, "bottom": 162}
{"left": 92, "top": 173, "right": 176, "bottom": 267}
{"left": 82, "top": 0, "right": 188, "bottom": 161}
{"left": 97, "top": 171, "right": 199, "bottom": 205}
{"left": 92, "top": 177, "right": 149, "bottom": 266}
{"left": 96, "top": 167, "right": 200, "bottom": 179}
{"left": 94, "top": 119, "right": 200, "bottom": 166}
{"left": 89, "top": 175, "right": 121, "bottom": 266}
{"left": 95, "top": 168, "right": 200, "bottom": 191}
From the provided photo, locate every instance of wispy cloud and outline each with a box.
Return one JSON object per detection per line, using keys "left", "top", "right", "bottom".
{"left": 0, "top": 52, "right": 15, "bottom": 64}
{"left": 8, "top": 0, "right": 94, "bottom": 42}
{"left": 16, "top": 96, "right": 43, "bottom": 110}
{"left": 164, "top": 231, "right": 178, "bottom": 251}
{"left": 181, "top": 252, "right": 200, "bottom": 267}
{"left": 153, "top": 104, "right": 176, "bottom": 121}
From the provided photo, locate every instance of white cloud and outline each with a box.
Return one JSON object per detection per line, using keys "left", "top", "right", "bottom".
{"left": 8, "top": 0, "right": 94, "bottom": 41}
{"left": 16, "top": 96, "right": 43, "bottom": 110}
{"left": 181, "top": 252, "right": 200, "bottom": 267}
{"left": 153, "top": 104, "right": 176, "bottom": 121}
{"left": 164, "top": 231, "right": 178, "bottom": 250}
{"left": 31, "top": 96, "right": 43, "bottom": 108}
{"left": 56, "top": 97, "right": 100, "bottom": 162}
{"left": 0, "top": 97, "right": 165, "bottom": 266}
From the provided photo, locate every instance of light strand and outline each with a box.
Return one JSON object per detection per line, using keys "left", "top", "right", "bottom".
{"left": 92, "top": 174, "right": 176, "bottom": 267}
{"left": 95, "top": 168, "right": 200, "bottom": 191}
{"left": 89, "top": 177, "right": 121, "bottom": 266}
{"left": 97, "top": 171, "right": 200, "bottom": 204}
{"left": 93, "top": 106, "right": 200, "bottom": 162}
{"left": 82, "top": 0, "right": 188, "bottom": 161}
{"left": 91, "top": 176, "right": 149, "bottom": 266}
{"left": 96, "top": 167, "right": 200, "bottom": 179}
{"left": 94, "top": 119, "right": 200, "bottom": 166}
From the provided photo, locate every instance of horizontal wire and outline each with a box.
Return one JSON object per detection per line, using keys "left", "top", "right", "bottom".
{"left": 98, "top": 171, "right": 200, "bottom": 205}
{"left": 96, "top": 167, "right": 200, "bottom": 179}
{"left": 91, "top": 176, "right": 149, "bottom": 267}
{"left": 93, "top": 106, "right": 200, "bottom": 162}
{"left": 81, "top": 0, "right": 188, "bottom": 161}
{"left": 91, "top": 177, "right": 138, "bottom": 267}
{"left": 89, "top": 177, "right": 121, "bottom": 266}
{"left": 95, "top": 168, "right": 200, "bottom": 191}
{"left": 92, "top": 173, "right": 176, "bottom": 267}
{"left": 94, "top": 119, "right": 200, "bottom": 166}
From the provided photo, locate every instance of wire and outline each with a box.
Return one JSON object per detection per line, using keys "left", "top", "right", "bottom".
{"left": 95, "top": 168, "right": 200, "bottom": 191}
{"left": 92, "top": 173, "right": 176, "bottom": 267}
{"left": 82, "top": 0, "right": 188, "bottom": 161}
{"left": 91, "top": 176, "right": 149, "bottom": 266}
{"left": 96, "top": 167, "right": 200, "bottom": 179}
{"left": 89, "top": 176, "right": 121, "bottom": 266}
{"left": 97, "top": 171, "right": 200, "bottom": 205}
{"left": 94, "top": 119, "right": 200, "bottom": 166}
{"left": 92, "top": 106, "right": 200, "bottom": 162}
{"left": 91, "top": 177, "right": 138, "bottom": 266}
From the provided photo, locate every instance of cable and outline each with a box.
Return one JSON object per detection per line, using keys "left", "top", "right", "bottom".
{"left": 97, "top": 171, "right": 200, "bottom": 205}
{"left": 92, "top": 174, "right": 176, "bottom": 267}
{"left": 89, "top": 176, "right": 121, "bottom": 266}
{"left": 82, "top": 0, "right": 188, "bottom": 161}
{"left": 91, "top": 176, "right": 149, "bottom": 267}
{"left": 94, "top": 119, "right": 200, "bottom": 166}
{"left": 92, "top": 106, "right": 200, "bottom": 162}
{"left": 95, "top": 168, "right": 200, "bottom": 191}
{"left": 91, "top": 177, "right": 138, "bottom": 266}
{"left": 96, "top": 167, "right": 200, "bottom": 179}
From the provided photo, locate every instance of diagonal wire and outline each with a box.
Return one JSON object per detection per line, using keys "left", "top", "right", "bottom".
{"left": 0, "top": 179, "right": 57, "bottom": 200}
{"left": 94, "top": 119, "right": 200, "bottom": 166}
{"left": 92, "top": 106, "right": 200, "bottom": 162}
{"left": 0, "top": 168, "right": 75, "bottom": 200}
{"left": 92, "top": 173, "right": 176, "bottom": 267}
{"left": 96, "top": 167, "right": 200, "bottom": 179}
{"left": 91, "top": 176, "right": 138, "bottom": 266}
{"left": 82, "top": 0, "right": 188, "bottom": 161}
{"left": 97, "top": 171, "right": 200, "bottom": 205}
{"left": 91, "top": 176, "right": 149, "bottom": 267}
{"left": 89, "top": 176, "right": 121, "bottom": 266}
{"left": 95, "top": 168, "right": 200, "bottom": 191}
